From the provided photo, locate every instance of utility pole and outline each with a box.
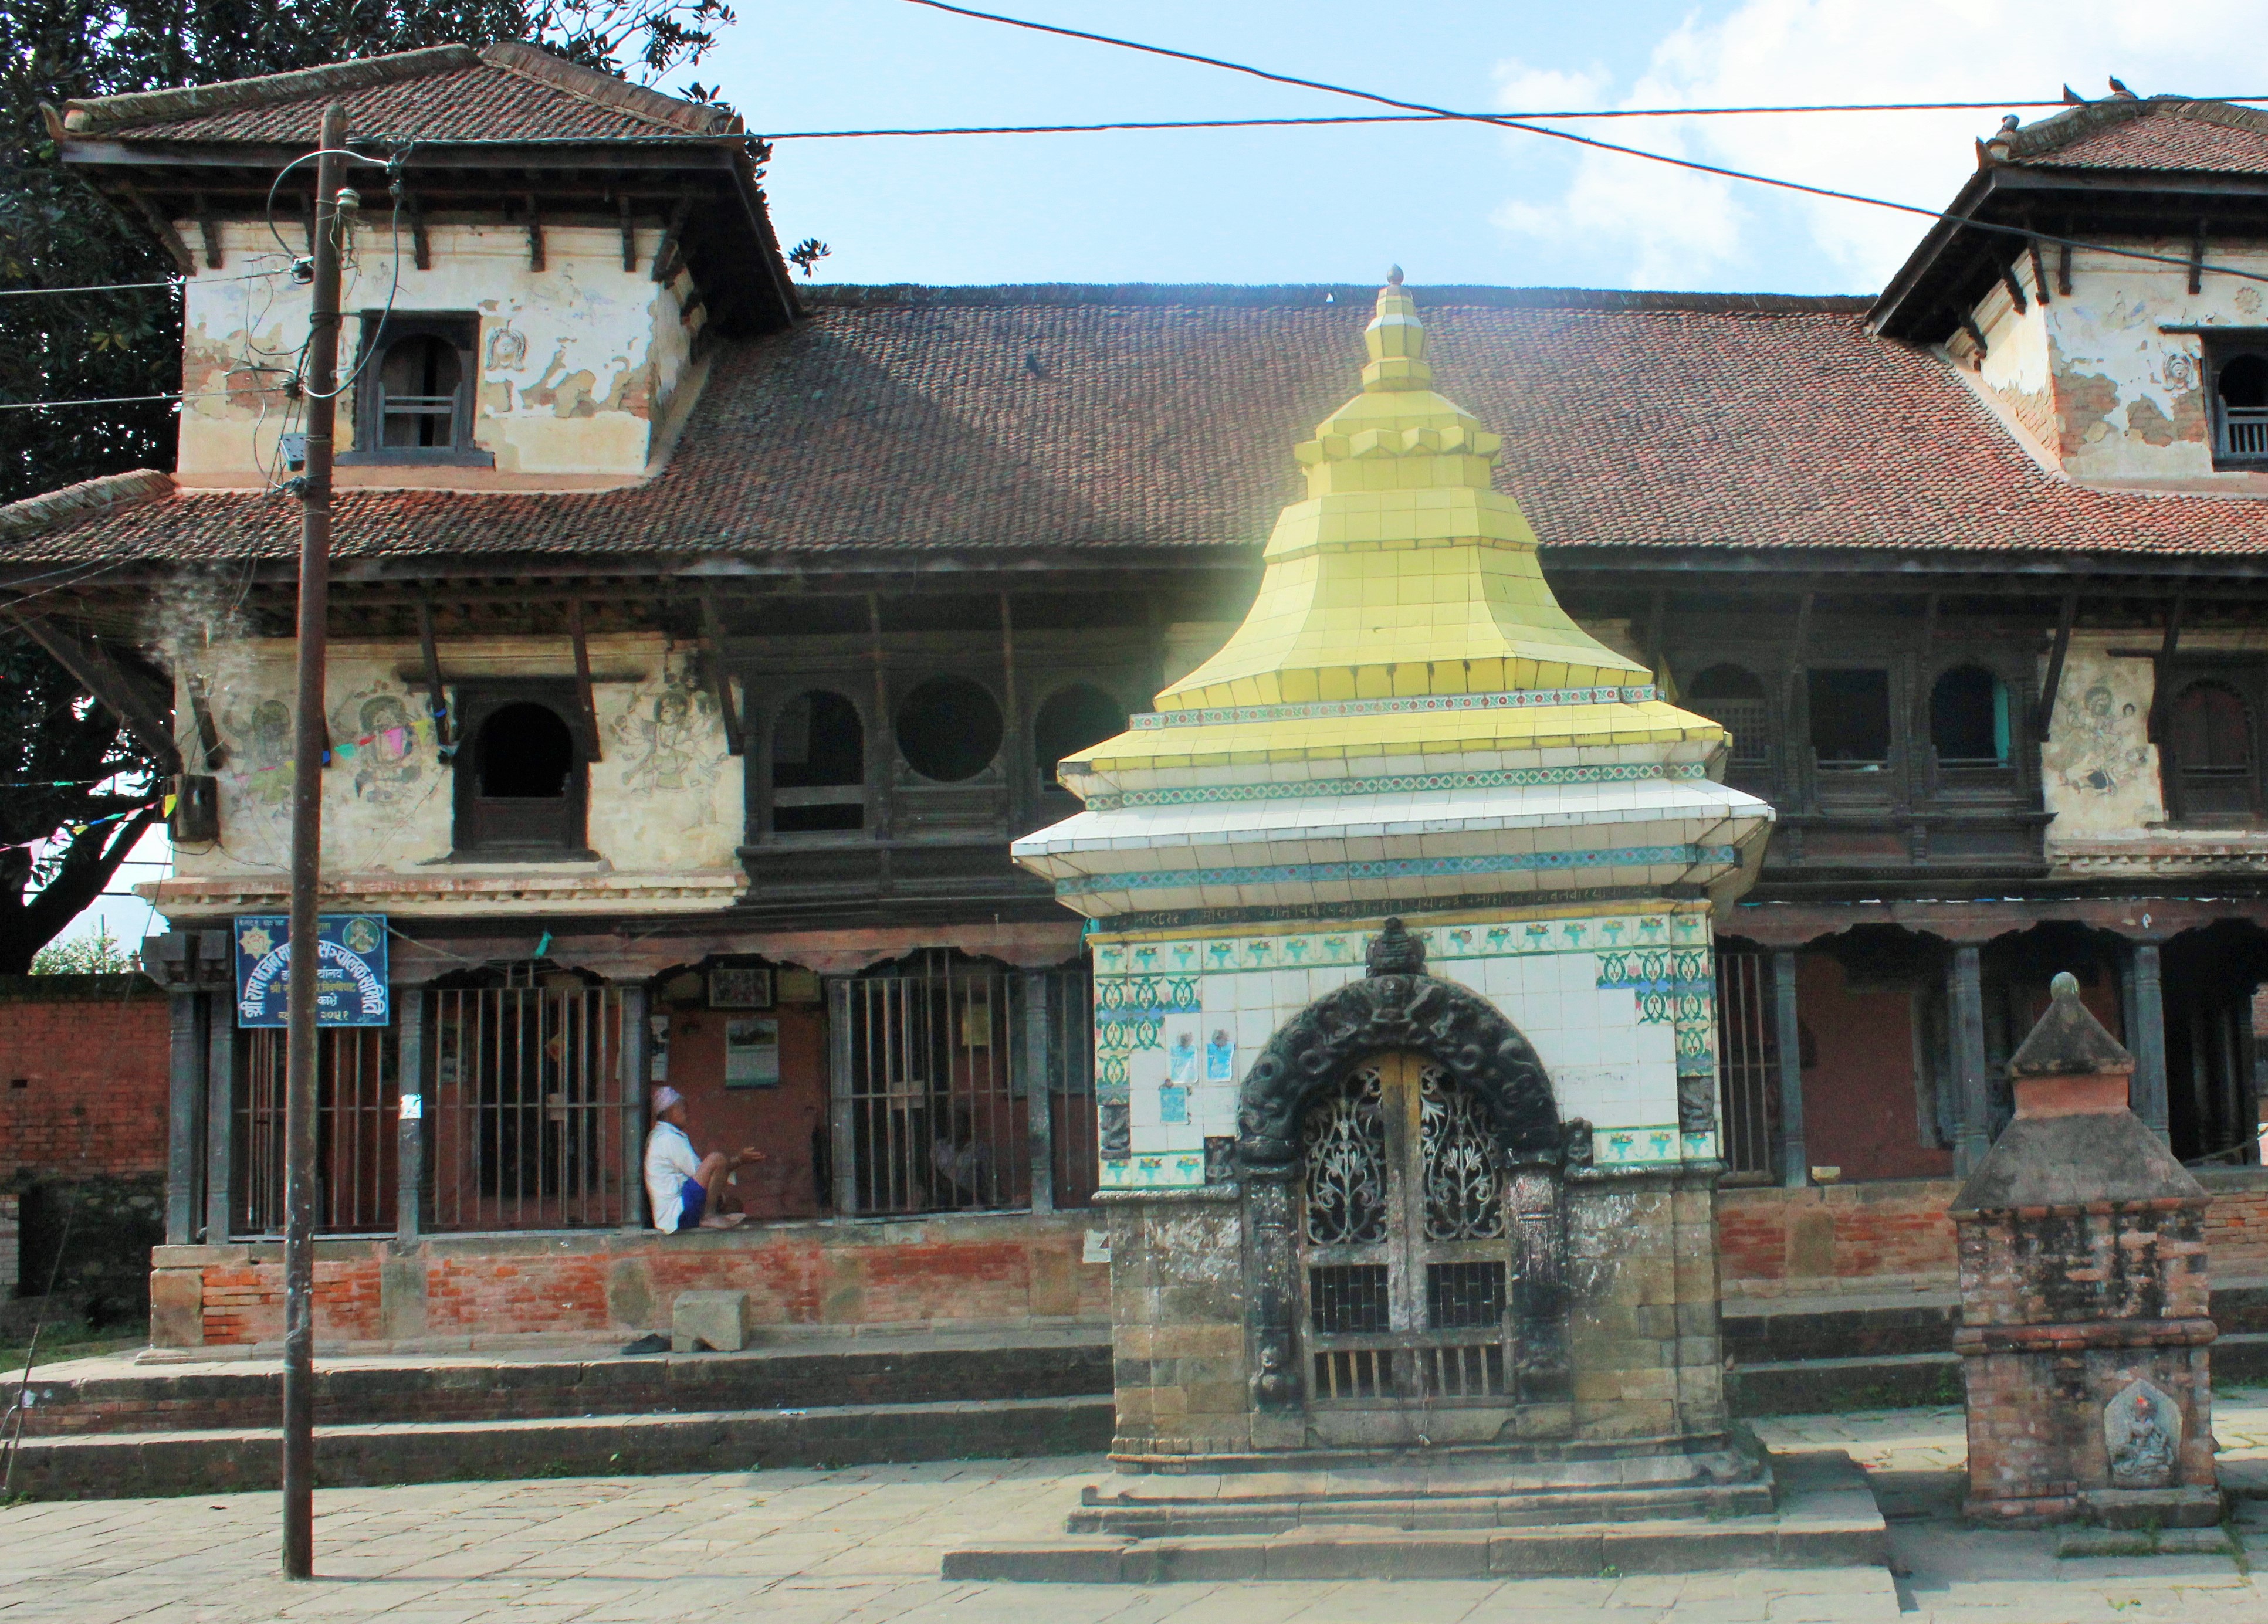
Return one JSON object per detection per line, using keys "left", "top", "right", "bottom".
{"left": 283, "top": 100, "right": 348, "bottom": 1581}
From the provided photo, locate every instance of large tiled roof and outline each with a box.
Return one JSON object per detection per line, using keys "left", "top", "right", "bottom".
{"left": 2001, "top": 97, "right": 2268, "bottom": 175}
{"left": 14, "top": 284, "right": 2268, "bottom": 572}
{"left": 56, "top": 42, "right": 736, "bottom": 144}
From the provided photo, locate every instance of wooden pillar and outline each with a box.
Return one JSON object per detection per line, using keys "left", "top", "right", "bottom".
{"left": 165, "top": 991, "right": 204, "bottom": 1246}
{"left": 1772, "top": 950, "right": 1807, "bottom": 1188}
{"left": 394, "top": 989, "right": 425, "bottom": 1246}
{"left": 2130, "top": 942, "right": 2171, "bottom": 1145}
{"left": 202, "top": 992, "right": 235, "bottom": 1243}
{"left": 1951, "top": 945, "right": 1991, "bottom": 1175}
{"left": 619, "top": 985, "right": 651, "bottom": 1230}
{"left": 827, "top": 978, "right": 858, "bottom": 1214}
{"left": 1021, "top": 969, "right": 1054, "bottom": 1214}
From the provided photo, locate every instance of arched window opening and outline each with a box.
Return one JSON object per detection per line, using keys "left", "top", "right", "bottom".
{"left": 771, "top": 689, "right": 865, "bottom": 833}
{"left": 379, "top": 334, "right": 464, "bottom": 449}
{"left": 1808, "top": 668, "right": 1892, "bottom": 768}
{"left": 1033, "top": 683, "right": 1128, "bottom": 789}
{"left": 476, "top": 702, "right": 573, "bottom": 798}
{"left": 1685, "top": 664, "right": 1771, "bottom": 771}
{"left": 2172, "top": 680, "right": 2256, "bottom": 821}
{"left": 1929, "top": 666, "right": 2010, "bottom": 766}
{"left": 2214, "top": 350, "right": 2268, "bottom": 460}
{"left": 895, "top": 674, "right": 1003, "bottom": 782}
{"left": 456, "top": 694, "right": 585, "bottom": 855}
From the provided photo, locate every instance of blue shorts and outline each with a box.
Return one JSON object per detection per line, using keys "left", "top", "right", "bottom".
{"left": 677, "top": 1177, "right": 707, "bottom": 1229}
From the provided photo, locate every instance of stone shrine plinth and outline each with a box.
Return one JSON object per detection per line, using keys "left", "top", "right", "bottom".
{"left": 1007, "top": 273, "right": 1798, "bottom": 1544}
{"left": 1952, "top": 972, "right": 2220, "bottom": 1527}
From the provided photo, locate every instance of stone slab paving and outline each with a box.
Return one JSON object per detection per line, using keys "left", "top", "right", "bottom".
{"left": 3, "top": 1389, "right": 2267, "bottom": 1623}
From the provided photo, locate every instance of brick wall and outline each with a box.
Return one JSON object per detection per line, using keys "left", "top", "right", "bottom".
{"left": 1719, "top": 1171, "right": 2268, "bottom": 1298}
{"left": 0, "top": 975, "right": 170, "bottom": 1181}
{"left": 153, "top": 1210, "right": 1113, "bottom": 1349}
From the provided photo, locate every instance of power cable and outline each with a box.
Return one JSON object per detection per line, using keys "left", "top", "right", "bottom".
{"left": 0, "top": 267, "right": 290, "bottom": 300}
{"left": 899, "top": 0, "right": 2268, "bottom": 290}
{"left": 0, "top": 389, "right": 238, "bottom": 412}
{"left": 759, "top": 100, "right": 2268, "bottom": 140}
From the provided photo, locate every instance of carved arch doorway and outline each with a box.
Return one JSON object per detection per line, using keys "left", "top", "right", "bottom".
{"left": 1299, "top": 1052, "right": 1514, "bottom": 1425}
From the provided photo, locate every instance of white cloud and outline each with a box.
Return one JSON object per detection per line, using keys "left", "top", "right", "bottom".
{"left": 1494, "top": 0, "right": 2268, "bottom": 289}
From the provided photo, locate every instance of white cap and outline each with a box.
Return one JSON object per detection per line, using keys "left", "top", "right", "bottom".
{"left": 651, "top": 1086, "right": 683, "bottom": 1115}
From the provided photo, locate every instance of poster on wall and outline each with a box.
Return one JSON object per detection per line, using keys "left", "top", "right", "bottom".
{"left": 233, "top": 914, "right": 390, "bottom": 1028}
{"left": 724, "top": 1016, "right": 781, "bottom": 1087}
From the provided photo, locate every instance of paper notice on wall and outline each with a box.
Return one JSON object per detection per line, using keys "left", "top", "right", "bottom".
{"left": 1082, "top": 1229, "right": 1112, "bottom": 1264}
{"left": 399, "top": 1093, "right": 422, "bottom": 1121}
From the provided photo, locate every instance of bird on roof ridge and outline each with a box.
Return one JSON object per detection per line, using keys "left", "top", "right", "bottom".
{"left": 2108, "top": 75, "right": 2138, "bottom": 99}
{"left": 2062, "top": 84, "right": 2086, "bottom": 104}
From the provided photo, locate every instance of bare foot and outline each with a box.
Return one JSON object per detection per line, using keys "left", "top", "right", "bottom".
{"left": 698, "top": 1213, "right": 747, "bottom": 1229}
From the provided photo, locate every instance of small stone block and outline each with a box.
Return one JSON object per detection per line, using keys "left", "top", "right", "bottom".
{"left": 2079, "top": 1486, "right": 2225, "bottom": 1530}
{"left": 671, "top": 1290, "right": 752, "bottom": 1353}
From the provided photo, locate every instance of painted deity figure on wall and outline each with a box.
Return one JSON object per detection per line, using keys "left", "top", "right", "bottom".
{"left": 2053, "top": 681, "right": 2151, "bottom": 795}
{"left": 329, "top": 684, "right": 426, "bottom": 804}
{"left": 614, "top": 673, "right": 721, "bottom": 806}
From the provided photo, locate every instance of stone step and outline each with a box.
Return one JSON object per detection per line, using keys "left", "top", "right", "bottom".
{"left": 1722, "top": 1281, "right": 2268, "bottom": 1366}
{"left": 946, "top": 1450, "right": 1888, "bottom": 1582}
{"left": 0, "top": 1395, "right": 1115, "bottom": 1500}
{"left": 1725, "top": 1331, "right": 2268, "bottom": 1417}
{"left": 10, "top": 1332, "right": 1110, "bottom": 1436}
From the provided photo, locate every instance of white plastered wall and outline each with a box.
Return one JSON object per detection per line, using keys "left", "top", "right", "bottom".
{"left": 177, "top": 220, "right": 697, "bottom": 489}
{"left": 171, "top": 633, "right": 743, "bottom": 882}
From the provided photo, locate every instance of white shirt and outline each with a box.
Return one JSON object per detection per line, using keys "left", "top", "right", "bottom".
{"left": 644, "top": 1121, "right": 702, "bottom": 1233}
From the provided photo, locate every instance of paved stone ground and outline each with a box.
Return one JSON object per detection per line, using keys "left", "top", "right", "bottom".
{"left": 2, "top": 1391, "right": 2265, "bottom": 1623}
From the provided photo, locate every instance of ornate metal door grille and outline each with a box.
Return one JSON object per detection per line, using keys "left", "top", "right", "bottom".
{"left": 1297, "top": 1055, "right": 1512, "bottom": 1407}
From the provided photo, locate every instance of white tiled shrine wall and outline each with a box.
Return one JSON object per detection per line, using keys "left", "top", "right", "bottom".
{"left": 1091, "top": 904, "right": 1717, "bottom": 1189}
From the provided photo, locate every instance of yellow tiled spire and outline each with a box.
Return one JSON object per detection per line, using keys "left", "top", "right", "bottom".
{"left": 1157, "top": 273, "right": 1648, "bottom": 713}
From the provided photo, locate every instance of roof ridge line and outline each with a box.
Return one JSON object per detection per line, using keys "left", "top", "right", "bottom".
{"left": 475, "top": 42, "right": 739, "bottom": 137}
{"left": 799, "top": 283, "right": 1874, "bottom": 314}
{"left": 2006, "top": 93, "right": 2268, "bottom": 164}
{"left": 60, "top": 44, "right": 480, "bottom": 135}
{"left": 0, "top": 469, "right": 174, "bottom": 541}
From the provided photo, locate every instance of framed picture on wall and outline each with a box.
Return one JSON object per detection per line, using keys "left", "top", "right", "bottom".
{"left": 724, "top": 1016, "right": 781, "bottom": 1087}
{"left": 709, "top": 967, "right": 773, "bottom": 1009}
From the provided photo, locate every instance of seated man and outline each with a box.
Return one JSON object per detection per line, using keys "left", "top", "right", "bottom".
{"left": 644, "top": 1086, "right": 764, "bottom": 1233}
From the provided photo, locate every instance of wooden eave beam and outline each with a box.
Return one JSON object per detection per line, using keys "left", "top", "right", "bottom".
{"left": 524, "top": 192, "right": 544, "bottom": 272}
{"left": 1996, "top": 257, "right": 2028, "bottom": 315}
{"left": 116, "top": 182, "right": 194, "bottom": 273}
{"left": 567, "top": 598, "right": 601, "bottom": 761}
{"left": 2147, "top": 592, "right": 2186, "bottom": 743}
{"left": 618, "top": 194, "right": 636, "bottom": 272}
{"left": 651, "top": 194, "right": 693, "bottom": 285}
{"left": 414, "top": 596, "right": 452, "bottom": 747}
{"left": 5, "top": 610, "right": 183, "bottom": 774}
{"left": 2190, "top": 216, "right": 2208, "bottom": 296}
{"left": 698, "top": 589, "right": 744, "bottom": 755}
{"left": 402, "top": 188, "right": 430, "bottom": 270}
{"left": 192, "top": 192, "right": 222, "bottom": 269}
{"left": 2035, "top": 591, "right": 2077, "bottom": 740}
{"left": 2023, "top": 216, "right": 2050, "bottom": 306}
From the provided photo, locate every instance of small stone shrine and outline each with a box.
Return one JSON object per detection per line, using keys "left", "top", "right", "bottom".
{"left": 1952, "top": 972, "right": 2220, "bottom": 1527}
{"left": 1008, "top": 273, "right": 1786, "bottom": 1535}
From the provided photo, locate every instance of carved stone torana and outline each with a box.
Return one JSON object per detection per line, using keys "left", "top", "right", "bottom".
{"left": 1237, "top": 918, "right": 1562, "bottom": 1177}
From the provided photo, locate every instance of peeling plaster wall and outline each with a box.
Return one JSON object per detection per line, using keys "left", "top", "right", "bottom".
{"left": 168, "top": 633, "right": 743, "bottom": 891}
{"left": 177, "top": 221, "right": 695, "bottom": 489}
{"left": 1962, "top": 241, "right": 2268, "bottom": 490}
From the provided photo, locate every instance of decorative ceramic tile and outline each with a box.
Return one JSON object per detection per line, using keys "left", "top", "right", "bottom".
{"left": 1098, "top": 1152, "right": 1207, "bottom": 1190}
{"left": 1055, "top": 845, "right": 1741, "bottom": 899}
{"left": 1680, "top": 1130, "right": 1718, "bottom": 1161}
{"left": 1135, "top": 684, "right": 1660, "bottom": 730}
{"left": 1593, "top": 1124, "right": 1684, "bottom": 1167}
{"left": 1082, "top": 760, "right": 1710, "bottom": 813}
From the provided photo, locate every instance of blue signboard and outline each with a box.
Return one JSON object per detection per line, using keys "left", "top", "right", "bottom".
{"left": 233, "top": 914, "right": 390, "bottom": 1028}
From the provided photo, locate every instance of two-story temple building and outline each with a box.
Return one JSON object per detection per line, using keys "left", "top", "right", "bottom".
{"left": 5, "top": 51, "right": 2267, "bottom": 1351}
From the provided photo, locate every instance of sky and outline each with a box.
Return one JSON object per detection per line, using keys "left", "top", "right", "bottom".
{"left": 43, "top": 0, "right": 2268, "bottom": 955}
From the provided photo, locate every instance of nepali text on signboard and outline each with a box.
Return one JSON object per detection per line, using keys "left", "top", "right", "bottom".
{"left": 233, "top": 914, "right": 390, "bottom": 1028}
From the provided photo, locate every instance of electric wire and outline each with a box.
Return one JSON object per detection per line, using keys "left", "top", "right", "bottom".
{"left": 757, "top": 100, "right": 2268, "bottom": 140}
{"left": 0, "top": 266, "right": 291, "bottom": 299}
{"left": 898, "top": 0, "right": 2268, "bottom": 290}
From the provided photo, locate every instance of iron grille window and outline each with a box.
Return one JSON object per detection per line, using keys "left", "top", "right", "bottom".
{"left": 1714, "top": 947, "right": 1780, "bottom": 1181}
{"left": 825, "top": 951, "right": 1093, "bottom": 1217}
{"left": 422, "top": 983, "right": 632, "bottom": 1230}
{"left": 234, "top": 1026, "right": 397, "bottom": 1236}
{"left": 1309, "top": 1264, "right": 1391, "bottom": 1333}
{"left": 1426, "top": 1260, "right": 1506, "bottom": 1330}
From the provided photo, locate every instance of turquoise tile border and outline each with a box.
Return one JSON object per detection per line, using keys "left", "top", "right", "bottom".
{"left": 1130, "top": 684, "right": 1660, "bottom": 730}
{"left": 1099, "top": 1152, "right": 1206, "bottom": 1190}
{"left": 1058, "top": 846, "right": 1742, "bottom": 898}
{"left": 1594, "top": 1125, "right": 1684, "bottom": 1166}
{"left": 1092, "top": 912, "right": 1709, "bottom": 977}
{"left": 1082, "top": 760, "right": 1708, "bottom": 813}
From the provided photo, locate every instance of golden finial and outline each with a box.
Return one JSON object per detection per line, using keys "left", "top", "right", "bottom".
{"left": 1386, "top": 264, "right": 1404, "bottom": 286}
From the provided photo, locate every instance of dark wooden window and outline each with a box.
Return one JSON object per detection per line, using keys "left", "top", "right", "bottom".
{"left": 1033, "top": 682, "right": 1128, "bottom": 791}
{"left": 771, "top": 689, "right": 865, "bottom": 833}
{"left": 2211, "top": 345, "right": 2268, "bottom": 467}
{"left": 2169, "top": 679, "right": 2257, "bottom": 822}
{"left": 1929, "top": 665, "right": 2009, "bottom": 766}
{"left": 1685, "top": 663, "right": 1772, "bottom": 777}
{"left": 1808, "top": 668, "right": 1892, "bottom": 768}
{"left": 895, "top": 674, "right": 1003, "bottom": 782}
{"left": 453, "top": 687, "right": 588, "bottom": 857}
{"left": 346, "top": 313, "right": 493, "bottom": 466}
